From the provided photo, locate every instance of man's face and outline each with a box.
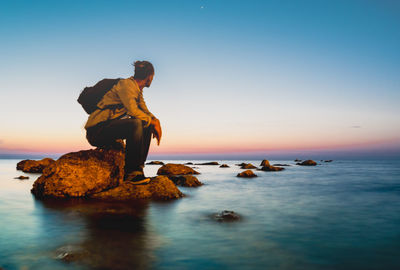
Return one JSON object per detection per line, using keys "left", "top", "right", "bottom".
{"left": 145, "top": 74, "right": 154, "bottom": 88}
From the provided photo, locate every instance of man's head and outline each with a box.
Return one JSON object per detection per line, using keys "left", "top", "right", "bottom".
{"left": 133, "top": 60, "right": 154, "bottom": 88}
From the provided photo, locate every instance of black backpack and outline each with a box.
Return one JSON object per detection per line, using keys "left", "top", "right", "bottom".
{"left": 78, "top": 78, "right": 122, "bottom": 114}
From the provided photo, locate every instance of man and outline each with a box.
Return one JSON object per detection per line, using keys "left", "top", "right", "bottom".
{"left": 85, "top": 61, "right": 162, "bottom": 184}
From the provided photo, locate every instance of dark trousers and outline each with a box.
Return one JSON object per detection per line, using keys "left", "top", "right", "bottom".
{"left": 86, "top": 118, "right": 152, "bottom": 174}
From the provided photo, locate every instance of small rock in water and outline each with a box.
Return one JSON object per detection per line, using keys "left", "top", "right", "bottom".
{"left": 235, "top": 162, "right": 247, "bottom": 167}
{"left": 195, "top": 161, "right": 219, "bottom": 165}
{"left": 296, "top": 160, "right": 317, "bottom": 166}
{"left": 260, "top": 160, "right": 270, "bottom": 167}
{"left": 14, "top": 175, "right": 29, "bottom": 180}
{"left": 237, "top": 170, "right": 257, "bottom": 178}
{"left": 324, "top": 160, "right": 333, "bottom": 162}
{"left": 220, "top": 164, "right": 230, "bottom": 168}
{"left": 146, "top": 161, "right": 165, "bottom": 165}
{"left": 294, "top": 159, "right": 302, "bottom": 162}
{"left": 185, "top": 162, "right": 193, "bottom": 165}
{"left": 214, "top": 210, "right": 241, "bottom": 222}
{"left": 240, "top": 163, "right": 257, "bottom": 169}
{"left": 157, "top": 163, "right": 200, "bottom": 175}
{"left": 260, "top": 165, "right": 285, "bottom": 171}
{"left": 272, "top": 164, "right": 290, "bottom": 166}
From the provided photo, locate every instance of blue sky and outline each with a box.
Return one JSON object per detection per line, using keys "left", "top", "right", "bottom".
{"left": 0, "top": 0, "right": 399, "bottom": 159}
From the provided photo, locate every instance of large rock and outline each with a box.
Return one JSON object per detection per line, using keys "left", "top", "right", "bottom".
{"left": 168, "top": 175, "right": 203, "bottom": 187}
{"left": 91, "top": 176, "right": 183, "bottom": 200}
{"left": 17, "top": 158, "right": 55, "bottom": 173}
{"left": 31, "top": 148, "right": 125, "bottom": 198}
{"left": 157, "top": 163, "right": 200, "bottom": 175}
{"left": 297, "top": 160, "right": 317, "bottom": 166}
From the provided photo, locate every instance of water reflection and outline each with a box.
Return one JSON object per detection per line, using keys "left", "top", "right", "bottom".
{"left": 36, "top": 198, "right": 158, "bottom": 270}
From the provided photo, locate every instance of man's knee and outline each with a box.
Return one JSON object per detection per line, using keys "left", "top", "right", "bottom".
{"left": 126, "top": 118, "right": 144, "bottom": 138}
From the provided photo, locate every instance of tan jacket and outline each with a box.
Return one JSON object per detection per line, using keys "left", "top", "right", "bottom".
{"left": 84, "top": 77, "right": 155, "bottom": 129}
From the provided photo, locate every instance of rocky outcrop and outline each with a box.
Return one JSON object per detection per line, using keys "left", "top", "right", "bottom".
{"left": 297, "top": 160, "right": 317, "bottom": 166}
{"left": 236, "top": 162, "right": 247, "bottom": 167}
{"left": 157, "top": 163, "right": 200, "bottom": 175}
{"left": 237, "top": 170, "right": 257, "bottom": 178}
{"left": 213, "top": 210, "right": 241, "bottom": 222}
{"left": 240, "top": 163, "right": 257, "bottom": 169}
{"left": 31, "top": 148, "right": 125, "bottom": 198}
{"left": 260, "top": 160, "right": 270, "bottom": 167}
{"left": 91, "top": 176, "right": 183, "bottom": 200}
{"left": 146, "top": 161, "right": 165, "bottom": 165}
{"left": 17, "top": 158, "right": 55, "bottom": 173}
{"left": 184, "top": 162, "right": 193, "bottom": 165}
{"left": 168, "top": 175, "right": 203, "bottom": 187}
{"left": 195, "top": 162, "right": 219, "bottom": 165}
{"left": 220, "top": 164, "right": 229, "bottom": 168}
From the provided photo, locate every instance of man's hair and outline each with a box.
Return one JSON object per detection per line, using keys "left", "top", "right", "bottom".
{"left": 133, "top": 60, "right": 154, "bottom": 80}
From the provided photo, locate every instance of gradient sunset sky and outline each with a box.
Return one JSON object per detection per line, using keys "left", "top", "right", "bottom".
{"left": 1, "top": 0, "right": 399, "bottom": 159}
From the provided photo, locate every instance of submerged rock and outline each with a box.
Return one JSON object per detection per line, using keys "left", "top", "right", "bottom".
{"left": 240, "top": 163, "right": 257, "bottom": 169}
{"left": 220, "top": 164, "right": 230, "bottom": 168}
{"left": 17, "top": 158, "right": 55, "bottom": 173}
{"left": 294, "top": 159, "right": 302, "bottom": 162}
{"left": 167, "top": 175, "right": 203, "bottom": 187}
{"left": 195, "top": 161, "right": 219, "bottom": 165}
{"left": 184, "top": 162, "right": 193, "bottom": 165}
{"left": 31, "top": 148, "right": 125, "bottom": 198}
{"left": 272, "top": 164, "right": 290, "bottom": 166}
{"left": 237, "top": 170, "right": 257, "bottom": 178}
{"left": 92, "top": 176, "right": 183, "bottom": 200}
{"left": 157, "top": 163, "right": 200, "bottom": 175}
{"left": 297, "top": 160, "right": 317, "bottom": 166}
{"left": 213, "top": 210, "right": 241, "bottom": 222}
{"left": 145, "top": 161, "right": 165, "bottom": 165}
{"left": 14, "top": 175, "right": 29, "bottom": 180}
{"left": 324, "top": 160, "right": 333, "bottom": 162}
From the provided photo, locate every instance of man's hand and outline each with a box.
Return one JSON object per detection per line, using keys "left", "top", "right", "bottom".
{"left": 151, "top": 118, "right": 162, "bottom": 146}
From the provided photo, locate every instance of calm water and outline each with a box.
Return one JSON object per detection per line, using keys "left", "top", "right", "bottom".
{"left": 1, "top": 159, "right": 400, "bottom": 270}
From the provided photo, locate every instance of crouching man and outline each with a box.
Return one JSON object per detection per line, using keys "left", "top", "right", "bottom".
{"left": 85, "top": 60, "right": 162, "bottom": 184}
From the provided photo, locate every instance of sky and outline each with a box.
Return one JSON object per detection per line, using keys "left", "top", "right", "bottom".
{"left": 0, "top": 0, "right": 399, "bottom": 159}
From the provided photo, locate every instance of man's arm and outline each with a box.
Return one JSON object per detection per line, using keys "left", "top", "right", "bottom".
{"left": 116, "top": 80, "right": 152, "bottom": 127}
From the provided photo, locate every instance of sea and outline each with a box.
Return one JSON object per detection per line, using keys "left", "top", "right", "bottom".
{"left": 0, "top": 159, "right": 399, "bottom": 270}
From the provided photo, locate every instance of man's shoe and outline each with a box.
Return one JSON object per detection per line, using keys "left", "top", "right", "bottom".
{"left": 124, "top": 172, "right": 151, "bottom": 185}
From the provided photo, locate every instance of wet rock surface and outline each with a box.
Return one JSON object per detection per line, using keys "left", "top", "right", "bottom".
{"left": 31, "top": 148, "right": 125, "bottom": 198}
{"left": 167, "top": 175, "right": 203, "bottom": 187}
{"left": 17, "top": 158, "right": 55, "bottom": 173}
{"left": 145, "top": 161, "right": 165, "bottom": 165}
{"left": 91, "top": 176, "right": 183, "bottom": 200}
{"left": 213, "top": 210, "right": 241, "bottom": 222}
{"left": 219, "top": 164, "right": 230, "bottom": 168}
{"left": 157, "top": 163, "right": 200, "bottom": 175}
{"left": 297, "top": 160, "right": 317, "bottom": 166}
{"left": 237, "top": 170, "right": 257, "bottom": 178}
